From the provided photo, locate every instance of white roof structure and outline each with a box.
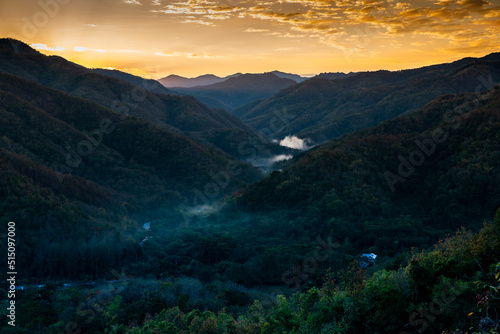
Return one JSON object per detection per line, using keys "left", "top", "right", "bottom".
{"left": 361, "top": 253, "right": 377, "bottom": 260}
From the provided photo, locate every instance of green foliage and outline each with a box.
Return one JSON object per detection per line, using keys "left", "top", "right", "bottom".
{"left": 235, "top": 55, "right": 500, "bottom": 142}
{"left": 3, "top": 39, "right": 500, "bottom": 334}
{"left": 364, "top": 269, "right": 410, "bottom": 331}
{"left": 0, "top": 39, "right": 284, "bottom": 158}
{"left": 0, "top": 69, "right": 263, "bottom": 279}
{"left": 241, "top": 86, "right": 500, "bottom": 257}
{"left": 8, "top": 210, "right": 500, "bottom": 334}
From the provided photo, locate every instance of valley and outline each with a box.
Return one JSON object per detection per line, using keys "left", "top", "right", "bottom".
{"left": 1, "top": 38, "right": 499, "bottom": 334}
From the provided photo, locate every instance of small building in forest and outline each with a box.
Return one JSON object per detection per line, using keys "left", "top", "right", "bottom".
{"left": 360, "top": 253, "right": 377, "bottom": 268}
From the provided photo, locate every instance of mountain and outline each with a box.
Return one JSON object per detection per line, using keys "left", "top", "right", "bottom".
{"left": 234, "top": 54, "right": 500, "bottom": 143}
{"left": 0, "top": 39, "right": 287, "bottom": 161}
{"left": 158, "top": 73, "right": 241, "bottom": 88}
{"left": 92, "top": 68, "right": 172, "bottom": 95}
{"left": 239, "top": 85, "right": 500, "bottom": 251}
{"left": 271, "top": 70, "right": 308, "bottom": 83}
{"left": 172, "top": 72, "right": 297, "bottom": 110}
{"left": 0, "top": 71, "right": 261, "bottom": 206}
{"left": 159, "top": 71, "right": 306, "bottom": 91}
{"left": 313, "top": 72, "right": 356, "bottom": 80}
{"left": 0, "top": 39, "right": 236, "bottom": 132}
{"left": 6, "top": 39, "right": 500, "bottom": 334}
{"left": 0, "top": 70, "right": 265, "bottom": 278}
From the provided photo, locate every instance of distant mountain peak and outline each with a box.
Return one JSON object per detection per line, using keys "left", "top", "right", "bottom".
{"left": 158, "top": 71, "right": 308, "bottom": 88}
{"left": 313, "top": 72, "right": 356, "bottom": 80}
{"left": 0, "top": 38, "right": 41, "bottom": 55}
{"left": 164, "top": 74, "right": 185, "bottom": 79}
{"left": 158, "top": 73, "right": 237, "bottom": 88}
{"left": 270, "top": 70, "right": 308, "bottom": 83}
{"left": 171, "top": 72, "right": 298, "bottom": 110}
{"left": 235, "top": 53, "right": 500, "bottom": 142}
{"left": 196, "top": 74, "right": 222, "bottom": 79}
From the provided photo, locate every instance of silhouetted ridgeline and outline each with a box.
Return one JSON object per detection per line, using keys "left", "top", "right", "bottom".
{"left": 1, "top": 38, "right": 500, "bottom": 334}
{"left": 235, "top": 53, "right": 500, "bottom": 143}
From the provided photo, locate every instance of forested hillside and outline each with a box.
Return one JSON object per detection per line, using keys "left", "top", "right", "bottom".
{"left": 117, "top": 210, "right": 500, "bottom": 334}
{"left": 240, "top": 85, "right": 500, "bottom": 253}
{"left": 8, "top": 210, "right": 500, "bottom": 333}
{"left": 0, "top": 71, "right": 261, "bottom": 279}
{"left": 91, "top": 68, "right": 173, "bottom": 95}
{"left": 235, "top": 54, "right": 500, "bottom": 143}
{"left": 0, "top": 39, "right": 287, "bottom": 160}
{"left": 1, "top": 38, "right": 499, "bottom": 334}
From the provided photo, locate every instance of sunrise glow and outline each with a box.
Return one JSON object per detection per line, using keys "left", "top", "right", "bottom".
{"left": 1, "top": 0, "right": 499, "bottom": 77}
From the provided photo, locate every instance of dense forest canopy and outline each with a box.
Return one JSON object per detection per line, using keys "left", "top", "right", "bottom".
{"left": 0, "top": 39, "right": 499, "bottom": 333}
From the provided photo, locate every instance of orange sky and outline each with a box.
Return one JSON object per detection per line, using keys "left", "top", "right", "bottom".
{"left": 1, "top": 0, "right": 500, "bottom": 78}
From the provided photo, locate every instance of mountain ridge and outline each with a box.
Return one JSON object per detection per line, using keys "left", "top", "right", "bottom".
{"left": 240, "top": 85, "right": 500, "bottom": 237}
{"left": 171, "top": 72, "right": 297, "bottom": 110}
{"left": 92, "top": 68, "right": 172, "bottom": 95}
{"left": 0, "top": 38, "right": 288, "bottom": 160}
{"left": 158, "top": 73, "right": 242, "bottom": 88}
{"left": 234, "top": 53, "right": 500, "bottom": 143}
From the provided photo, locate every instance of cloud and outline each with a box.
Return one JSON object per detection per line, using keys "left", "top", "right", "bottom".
{"left": 188, "top": 52, "right": 221, "bottom": 58}
{"left": 444, "top": 37, "right": 499, "bottom": 53}
{"left": 280, "top": 135, "right": 312, "bottom": 150}
{"left": 244, "top": 28, "right": 269, "bottom": 32}
{"left": 155, "top": 51, "right": 181, "bottom": 57}
{"left": 123, "top": 0, "right": 142, "bottom": 4}
{"left": 485, "top": 10, "right": 500, "bottom": 17}
{"left": 267, "top": 31, "right": 307, "bottom": 38}
{"left": 457, "top": 0, "right": 491, "bottom": 12}
{"left": 73, "top": 46, "right": 107, "bottom": 53}
{"left": 182, "top": 204, "right": 222, "bottom": 217}
{"left": 30, "top": 43, "right": 65, "bottom": 51}
{"left": 269, "top": 154, "right": 293, "bottom": 163}
{"left": 155, "top": 51, "right": 221, "bottom": 58}
{"left": 248, "top": 154, "right": 293, "bottom": 170}
{"left": 238, "top": 0, "right": 500, "bottom": 49}
{"left": 181, "top": 19, "right": 215, "bottom": 25}
{"left": 150, "top": 0, "right": 243, "bottom": 22}
{"left": 117, "top": 49, "right": 144, "bottom": 53}
{"left": 144, "top": 0, "right": 499, "bottom": 54}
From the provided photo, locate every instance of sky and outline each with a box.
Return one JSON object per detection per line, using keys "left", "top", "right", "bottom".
{"left": 1, "top": 0, "right": 499, "bottom": 78}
